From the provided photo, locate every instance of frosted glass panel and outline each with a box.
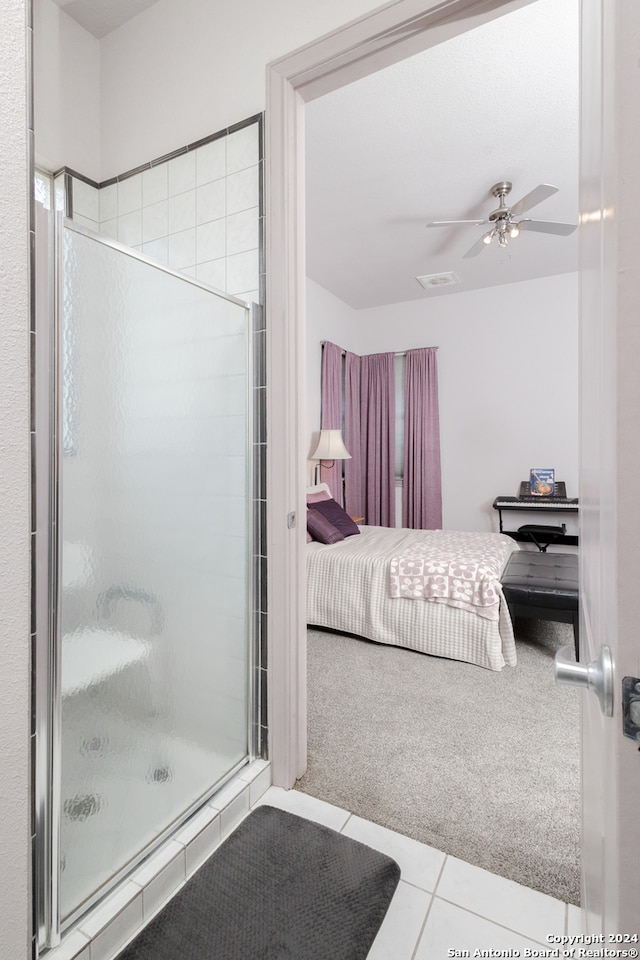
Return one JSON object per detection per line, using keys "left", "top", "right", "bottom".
{"left": 59, "top": 226, "right": 250, "bottom": 919}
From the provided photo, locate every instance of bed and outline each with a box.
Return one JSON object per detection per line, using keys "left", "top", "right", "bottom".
{"left": 306, "top": 484, "right": 519, "bottom": 671}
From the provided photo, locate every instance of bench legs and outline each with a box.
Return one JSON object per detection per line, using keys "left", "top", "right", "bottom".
{"left": 506, "top": 602, "right": 579, "bottom": 661}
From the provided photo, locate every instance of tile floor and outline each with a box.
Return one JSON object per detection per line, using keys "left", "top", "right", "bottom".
{"left": 258, "top": 786, "right": 582, "bottom": 959}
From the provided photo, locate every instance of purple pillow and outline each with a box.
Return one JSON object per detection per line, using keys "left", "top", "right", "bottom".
{"left": 307, "top": 498, "right": 361, "bottom": 537}
{"left": 307, "top": 508, "right": 345, "bottom": 544}
{"left": 306, "top": 490, "right": 331, "bottom": 504}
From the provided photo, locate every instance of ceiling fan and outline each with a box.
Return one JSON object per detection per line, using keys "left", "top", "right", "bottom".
{"left": 426, "top": 181, "right": 577, "bottom": 258}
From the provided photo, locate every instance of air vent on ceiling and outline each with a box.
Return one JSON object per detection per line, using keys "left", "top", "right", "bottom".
{"left": 416, "top": 272, "right": 460, "bottom": 290}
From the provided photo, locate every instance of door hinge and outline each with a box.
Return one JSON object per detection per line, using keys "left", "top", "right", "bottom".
{"left": 622, "top": 677, "right": 640, "bottom": 743}
{"left": 287, "top": 511, "right": 296, "bottom": 529}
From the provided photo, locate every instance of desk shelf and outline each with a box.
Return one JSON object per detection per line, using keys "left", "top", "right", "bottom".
{"left": 493, "top": 496, "right": 579, "bottom": 550}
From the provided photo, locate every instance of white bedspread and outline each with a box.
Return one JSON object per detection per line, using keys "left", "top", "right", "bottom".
{"left": 307, "top": 525, "right": 519, "bottom": 671}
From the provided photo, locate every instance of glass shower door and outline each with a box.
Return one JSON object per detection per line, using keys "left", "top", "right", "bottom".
{"left": 57, "top": 222, "right": 251, "bottom": 921}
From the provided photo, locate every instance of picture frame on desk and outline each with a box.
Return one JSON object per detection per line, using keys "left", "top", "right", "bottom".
{"left": 529, "top": 468, "right": 555, "bottom": 496}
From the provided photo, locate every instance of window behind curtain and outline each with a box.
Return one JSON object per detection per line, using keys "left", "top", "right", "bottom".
{"left": 394, "top": 354, "right": 405, "bottom": 479}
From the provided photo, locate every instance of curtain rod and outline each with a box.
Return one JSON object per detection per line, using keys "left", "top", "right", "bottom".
{"left": 320, "top": 341, "right": 438, "bottom": 357}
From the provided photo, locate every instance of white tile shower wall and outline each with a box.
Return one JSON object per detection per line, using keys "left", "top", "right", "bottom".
{"left": 68, "top": 118, "right": 266, "bottom": 759}
{"left": 71, "top": 178, "right": 100, "bottom": 234}
{"left": 70, "top": 121, "right": 261, "bottom": 303}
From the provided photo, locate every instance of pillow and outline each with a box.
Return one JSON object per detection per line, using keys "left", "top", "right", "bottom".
{"left": 307, "top": 489, "right": 331, "bottom": 540}
{"left": 307, "top": 498, "right": 361, "bottom": 537}
{"left": 307, "top": 489, "right": 332, "bottom": 504}
{"left": 307, "top": 508, "right": 345, "bottom": 545}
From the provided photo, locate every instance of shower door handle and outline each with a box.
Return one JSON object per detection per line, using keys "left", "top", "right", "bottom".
{"left": 554, "top": 644, "right": 614, "bottom": 717}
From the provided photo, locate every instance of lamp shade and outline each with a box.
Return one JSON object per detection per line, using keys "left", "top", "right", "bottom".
{"left": 310, "top": 429, "right": 351, "bottom": 461}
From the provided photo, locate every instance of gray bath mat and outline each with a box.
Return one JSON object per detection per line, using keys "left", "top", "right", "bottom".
{"left": 116, "top": 804, "right": 401, "bottom": 960}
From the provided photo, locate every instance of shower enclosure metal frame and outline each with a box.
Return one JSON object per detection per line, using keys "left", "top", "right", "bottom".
{"left": 34, "top": 212, "right": 257, "bottom": 951}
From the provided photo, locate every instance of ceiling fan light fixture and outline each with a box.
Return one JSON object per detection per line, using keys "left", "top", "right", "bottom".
{"left": 434, "top": 181, "right": 576, "bottom": 260}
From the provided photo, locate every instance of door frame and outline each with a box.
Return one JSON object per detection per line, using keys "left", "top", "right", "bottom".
{"left": 264, "top": 0, "right": 538, "bottom": 787}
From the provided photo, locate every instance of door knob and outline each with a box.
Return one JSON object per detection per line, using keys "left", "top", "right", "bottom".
{"left": 554, "top": 644, "right": 613, "bottom": 717}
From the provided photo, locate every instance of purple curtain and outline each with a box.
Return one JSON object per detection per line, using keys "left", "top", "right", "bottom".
{"left": 403, "top": 347, "right": 442, "bottom": 529}
{"left": 360, "top": 353, "right": 395, "bottom": 527}
{"left": 319, "top": 341, "right": 344, "bottom": 504}
{"left": 344, "top": 352, "right": 363, "bottom": 519}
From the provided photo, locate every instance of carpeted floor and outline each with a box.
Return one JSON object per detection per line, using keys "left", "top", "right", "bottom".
{"left": 296, "top": 620, "right": 580, "bottom": 905}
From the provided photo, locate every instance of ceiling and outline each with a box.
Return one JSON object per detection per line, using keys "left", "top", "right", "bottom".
{"left": 51, "top": 0, "right": 160, "bottom": 38}
{"left": 54, "top": 0, "right": 579, "bottom": 307}
{"left": 305, "top": 0, "right": 580, "bottom": 309}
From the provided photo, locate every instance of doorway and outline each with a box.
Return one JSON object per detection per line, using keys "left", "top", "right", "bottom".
{"left": 268, "top": 2, "right": 584, "bottom": 856}
{"left": 265, "top": 0, "right": 548, "bottom": 787}
{"left": 298, "top": 0, "right": 580, "bottom": 903}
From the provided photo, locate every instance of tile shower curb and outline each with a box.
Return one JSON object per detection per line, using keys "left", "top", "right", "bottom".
{"left": 45, "top": 760, "right": 271, "bottom": 960}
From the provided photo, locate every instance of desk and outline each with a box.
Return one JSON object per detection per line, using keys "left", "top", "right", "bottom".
{"left": 493, "top": 495, "right": 579, "bottom": 548}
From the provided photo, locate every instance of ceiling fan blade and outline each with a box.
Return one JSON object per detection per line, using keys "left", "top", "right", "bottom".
{"left": 426, "top": 219, "right": 488, "bottom": 228}
{"left": 510, "top": 184, "right": 559, "bottom": 217}
{"left": 518, "top": 219, "right": 577, "bottom": 236}
{"left": 462, "top": 235, "right": 488, "bottom": 259}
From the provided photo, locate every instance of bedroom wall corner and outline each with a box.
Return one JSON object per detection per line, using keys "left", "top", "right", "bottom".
{"left": 306, "top": 272, "right": 579, "bottom": 532}
{"left": 305, "top": 279, "right": 360, "bottom": 486}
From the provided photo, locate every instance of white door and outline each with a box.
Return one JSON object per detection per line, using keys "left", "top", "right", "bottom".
{"left": 575, "top": 0, "right": 640, "bottom": 932}
{"left": 266, "top": 0, "right": 640, "bottom": 930}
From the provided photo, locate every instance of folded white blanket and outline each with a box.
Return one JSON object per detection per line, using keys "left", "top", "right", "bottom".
{"left": 389, "top": 529, "right": 514, "bottom": 621}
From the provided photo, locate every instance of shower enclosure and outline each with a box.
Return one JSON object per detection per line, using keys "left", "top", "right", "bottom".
{"left": 35, "top": 206, "right": 255, "bottom": 943}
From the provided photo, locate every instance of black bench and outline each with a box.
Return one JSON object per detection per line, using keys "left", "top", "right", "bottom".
{"left": 501, "top": 550, "right": 579, "bottom": 659}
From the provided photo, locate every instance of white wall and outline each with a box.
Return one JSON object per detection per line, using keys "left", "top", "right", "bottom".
{"left": 98, "top": 0, "right": 386, "bottom": 179}
{"left": 34, "top": 0, "right": 101, "bottom": 177}
{"left": 0, "top": 1, "right": 32, "bottom": 956}
{"left": 307, "top": 272, "right": 579, "bottom": 533}
{"left": 32, "top": 0, "right": 387, "bottom": 183}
